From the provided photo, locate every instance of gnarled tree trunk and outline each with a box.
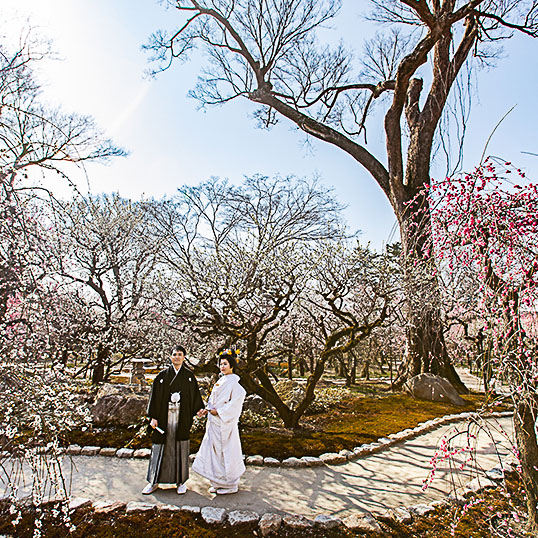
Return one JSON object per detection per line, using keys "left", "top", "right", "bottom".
{"left": 514, "top": 396, "right": 538, "bottom": 533}
{"left": 392, "top": 191, "right": 466, "bottom": 392}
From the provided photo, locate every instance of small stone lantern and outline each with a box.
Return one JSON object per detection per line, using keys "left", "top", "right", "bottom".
{"left": 130, "top": 358, "right": 152, "bottom": 388}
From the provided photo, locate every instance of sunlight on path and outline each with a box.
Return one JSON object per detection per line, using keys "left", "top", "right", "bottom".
{"left": 17, "top": 415, "right": 512, "bottom": 518}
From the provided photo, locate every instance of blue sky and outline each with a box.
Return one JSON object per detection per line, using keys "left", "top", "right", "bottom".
{"left": 3, "top": 0, "right": 538, "bottom": 249}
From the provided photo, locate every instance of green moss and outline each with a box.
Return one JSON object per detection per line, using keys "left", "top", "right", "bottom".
{"left": 239, "top": 393, "right": 492, "bottom": 458}
{"left": 61, "top": 426, "right": 152, "bottom": 450}
{"left": 58, "top": 391, "right": 507, "bottom": 460}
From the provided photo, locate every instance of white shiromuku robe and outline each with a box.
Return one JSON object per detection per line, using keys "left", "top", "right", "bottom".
{"left": 192, "top": 373, "right": 246, "bottom": 488}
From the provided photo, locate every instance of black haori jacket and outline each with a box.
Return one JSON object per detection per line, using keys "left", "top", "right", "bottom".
{"left": 147, "top": 365, "right": 204, "bottom": 443}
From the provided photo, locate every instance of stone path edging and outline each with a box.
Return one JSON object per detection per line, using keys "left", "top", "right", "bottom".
{"left": 19, "top": 453, "right": 516, "bottom": 537}
{"left": 58, "top": 409, "right": 512, "bottom": 468}
{"left": 5, "top": 409, "right": 517, "bottom": 536}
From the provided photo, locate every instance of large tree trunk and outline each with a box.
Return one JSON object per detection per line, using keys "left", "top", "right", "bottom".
{"left": 514, "top": 396, "right": 538, "bottom": 533}
{"left": 287, "top": 354, "right": 293, "bottom": 380}
{"left": 91, "top": 343, "right": 109, "bottom": 384}
{"left": 240, "top": 365, "right": 300, "bottom": 429}
{"left": 393, "top": 194, "right": 467, "bottom": 393}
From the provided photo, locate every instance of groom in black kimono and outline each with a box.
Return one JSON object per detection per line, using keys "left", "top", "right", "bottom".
{"left": 142, "top": 345, "right": 204, "bottom": 495}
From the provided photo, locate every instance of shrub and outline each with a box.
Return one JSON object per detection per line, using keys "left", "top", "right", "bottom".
{"left": 306, "top": 386, "right": 351, "bottom": 414}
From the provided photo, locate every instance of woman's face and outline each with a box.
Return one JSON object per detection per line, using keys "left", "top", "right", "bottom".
{"left": 219, "top": 357, "right": 233, "bottom": 375}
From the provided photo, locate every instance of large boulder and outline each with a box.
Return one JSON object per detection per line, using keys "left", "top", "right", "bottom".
{"left": 242, "top": 394, "right": 273, "bottom": 415}
{"left": 91, "top": 384, "right": 149, "bottom": 426}
{"left": 404, "top": 373, "right": 466, "bottom": 406}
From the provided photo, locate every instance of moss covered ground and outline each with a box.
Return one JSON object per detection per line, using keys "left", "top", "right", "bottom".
{"left": 240, "top": 392, "right": 487, "bottom": 458}
{"left": 60, "top": 389, "right": 509, "bottom": 459}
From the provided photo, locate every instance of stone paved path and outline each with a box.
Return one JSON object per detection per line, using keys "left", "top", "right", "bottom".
{"left": 47, "top": 415, "right": 514, "bottom": 519}
{"left": 456, "top": 366, "right": 511, "bottom": 395}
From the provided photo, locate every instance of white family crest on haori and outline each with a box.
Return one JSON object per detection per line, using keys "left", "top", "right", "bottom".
{"left": 192, "top": 373, "right": 247, "bottom": 487}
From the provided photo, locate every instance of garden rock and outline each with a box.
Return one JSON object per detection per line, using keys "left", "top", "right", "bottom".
{"left": 125, "top": 502, "right": 154, "bottom": 513}
{"left": 404, "top": 373, "right": 465, "bottom": 406}
{"left": 116, "top": 448, "right": 134, "bottom": 458}
{"left": 486, "top": 467, "right": 504, "bottom": 481}
{"left": 503, "top": 454, "right": 519, "bottom": 467}
{"left": 274, "top": 380, "right": 306, "bottom": 410}
{"left": 390, "top": 507, "right": 412, "bottom": 524}
{"left": 201, "top": 506, "right": 227, "bottom": 524}
{"left": 133, "top": 448, "right": 151, "bottom": 459}
{"left": 282, "top": 514, "right": 313, "bottom": 529}
{"left": 502, "top": 463, "right": 515, "bottom": 473}
{"left": 343, "top": 513, "right": 383, "bottom": 533}
{"left": 80, "top": 446, "right": 100, "bottom": 456}
{"left": 301, "top": 456, "right": 323, "bottom": 466}
{"left": 258, "top": 513, "right": 282, "bottom": 536}
{"left": 409, "top": 504, "right": 436, "bottom": 516}
{"left": 464, "top": 477, "right": 497, "bottom": 494}
{"left": 181, "top": 505, "right": 201, "bottom": 514}
{"left": 66, "top": 445, "right": 81, "bottom": 455}
{"left": 68, "top": 497, "right": 92, "bottom": 511}
{"left": 353, "top": 446, "right": 369, "bottom": 457}
{"left": 99, "top": 448, "right": 117, "bottom": 457}
{"left": 91, "top": 383, "right": 149, "bottom": 426}
{"left": 448, "top": 490, "right": 467, "bottom": 505}
{"left": 246, "top": 455, "right": 264, "bottom": 466}
{"left": 242, "top": 394, "right": 273, "bottom": 415}
{"left": 93, "top": 500, "right": 125, "bottom": 514}
{"left": 157, "top": 504, "right": 181, "bottom": 512}
{"left": 281, "top": 457, "right": 305, "bottom": 468}
{"left": 319, "top": 452, "right": 347, "bottom": 464}
{"left": 228, "top": 510, "right": 259, "bottom": 526}
{"left": 314, "top": 514, "right": 342, "bottom": 528}
{"left": 263, "top": 457, "right": 280, "bottom": 466}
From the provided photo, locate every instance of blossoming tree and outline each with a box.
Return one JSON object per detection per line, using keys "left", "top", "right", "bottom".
{"left": 0, "top": 30, "right": 122, "bottom": 513}
{"left": 419, "top": 159, "right": 538, "bottom": 532}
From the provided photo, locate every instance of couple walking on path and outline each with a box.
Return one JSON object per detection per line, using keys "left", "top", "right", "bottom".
{"left": 141, "top": 346, "right": 246, "bottom": 496}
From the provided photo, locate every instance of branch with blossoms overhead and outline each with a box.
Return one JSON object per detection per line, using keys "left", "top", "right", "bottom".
{"left": 409, "top": 158, "right": 538, "bottom": 532}
{"left": 411, "top": 159, "right": 538, "bottom": 390}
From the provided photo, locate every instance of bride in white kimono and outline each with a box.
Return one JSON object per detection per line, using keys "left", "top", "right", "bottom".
{"left": 192, "top": 350, "right": 246, "bottom": 494}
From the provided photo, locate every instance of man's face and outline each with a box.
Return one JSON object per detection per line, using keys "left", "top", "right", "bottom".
{"left": 170, "top": 350, "right": 185, "bottom": 369}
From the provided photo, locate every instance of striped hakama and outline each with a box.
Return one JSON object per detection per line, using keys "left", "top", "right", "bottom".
{"left": 146, "top": 402, "right": 190, "bottom": 486}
